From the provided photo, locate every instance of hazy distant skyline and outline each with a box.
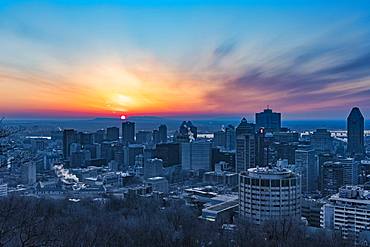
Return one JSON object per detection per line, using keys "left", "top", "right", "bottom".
{"left": 1, "top": 0, "right": 370, "bottom": 119}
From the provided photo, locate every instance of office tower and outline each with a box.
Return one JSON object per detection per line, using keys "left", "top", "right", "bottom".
{"left": 319, "top": 161, "right": 344, "bottom": 196}
{"left": 124, "top": 144, "right": 144, "bottom": 168}
{"left": 144, "top": 158, "right": 164, "bottom": 179}
{"left": 136, "top": 130, "right": 152, "bottom": 144}
{"left": 213, "top": 130, "right": 226, "bottom": 149}
{"left": 175, "top": 121, "right": 198, "bottom": 142}
{"left": 78, "top": 132, "right": 94, "bottom": 146}
{"left": 236, "top": 133, "right": 255, "bottom": 173}
{"left": 255, "top": 108, "right": 281, "bottom": 132}
{"left": 181, "top": 141, "right": 212, "bottom": 171}
{"left": 94, "top": 129, "right": 105, "bottom": 143}
{"left": 21, "top": 161, "right": 36, "bottom": 185}
{"left": 295, "top": 148, "right": 317, "bottom": 193}
{"left": 158, "top": 124, "right": 168, "bottom": 143}
{"left": 239, "top": 167, "right": 301, "bottom": 224}
{"left": 310, "top": 129, "right": 333, "bottom": 152}
{"left": 347, "top": 107, "right": 365, "bottom": 155}
{"left": 317, "top": 153, "right": 334, "bottom": 192}
{"left": 101, "top": 142, "right": 115, "bottom": 162}
{"left": 106, "top": 127, "right": 119, "bottom": 141}
{"left": 152, "top": 129, "right": 160, "bottom": 144}
{"left": 225, "top": 125, "right": 236, "bottom": 150}
{"left": 63, "top": 129, "right": 77, "bottom": 160}
{"left": 321, "top": 186, "right": 370, "bottom": 244}
{"left": 155, "top": 143, "right": 180, "bottom": 167}
{"left": 338, "top": 157, "right": 359, "bottom": 186}
{"left": 114, "top": 147, "right": 124, "bottom": 169}
{"left": 122, "top": 121, "right": 135, "bottom": 145}
{"left": 235, "top": 118, "right": 256, "bottom": 172}
{"left": 236, "top": 118, "right": 255, "bottom": 136}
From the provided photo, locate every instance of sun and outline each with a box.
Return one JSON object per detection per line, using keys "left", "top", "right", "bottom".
{"left": 120, "top": 115, "right": 126, "bottom": 120}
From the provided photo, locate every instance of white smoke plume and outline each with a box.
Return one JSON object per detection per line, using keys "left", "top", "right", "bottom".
{"left": 53, "top": 164, "right": 79, "bottom": 184}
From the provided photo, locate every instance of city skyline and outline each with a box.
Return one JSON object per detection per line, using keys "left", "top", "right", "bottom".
{"left": 1, "top": 0, "right": 370, "bottom": 119}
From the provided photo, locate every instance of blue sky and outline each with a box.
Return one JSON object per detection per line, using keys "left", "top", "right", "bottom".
{"left": 0, "top": 0, "right": 369, "bottom": 119}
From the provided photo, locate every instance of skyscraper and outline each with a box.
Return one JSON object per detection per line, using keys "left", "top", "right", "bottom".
{"left": 225, "top": 125, "right": 236, "bottom": 151}
{"left": 63, "top": 129, "right": 77, "bottom": 160}
{"left": 106, "top": 127, "right": 120, "bottom": 141}
{"left": 310, "top": 129, "right": 333, "bottom": 153}
{"left": 235, "top": 118, "right": 255, "bottom": 172}
{"left": 158, "top": 124, "right": 168, "bottom": 143}
{"left": 239, "top": 167, "right": 301, "bottom": 224}
{"left": 236, "top": 118, "right": 255, "bottom": 136}
{"left": 347, "top": 107, "right": 365, "bottom": 156}
{"left": 295, "top": 148, "right": 317, "bottom": 193}
{"left": 181, "top": 141, "right": 212, "bottom": 171}
{"left": 236, "top": 133, "right": 255, "bottom": 173}
{"left": 255, "top": 108, "right": 281, "bottom": 132}
{"left": 136, "top": 130, "right": 152, "bottom": 144}
{"left": 122, "top": 121, "right": 135, "bottom": 145}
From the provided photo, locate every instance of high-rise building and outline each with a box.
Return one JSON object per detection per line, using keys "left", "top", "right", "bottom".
{"left": 310, "top": 129, "right": 333, "bottom": 153}
{"left": 321, "top": 186, "right": 370, "bottom": 244}
{"left": 236, "top": 118, "right": 255, "bottom": 136}
{"left": 78, "top": 132, "right": 94, "bottom": 146}
{"left": 124, "top": 144, "right": 144, "bottom": 168}
{"left": 158, "top": 124, "right": 168, "bottom": 143}
{"left": 295, "top": 148, "right": 317, "bottom": 193}
{"left": 176, "top": 121, "right": 197, "bottom": 142}
{"left": 255, "top": 108, "right": 281, "bottom": 132}
{"left": 152, "top": 129, "right": 160, "bottom": 144}
{"left": 236, "top": 133, "right": 255, "bottom": 173}
{"left": 319, "top": 161, "right": 344, "bottom": 196}
{"left": 239, "top": 167, "right": 301, "bottom": 224}
{"left": 347, "top": 107, "right": 365, "bottom": 156}
{"left": 225, "top": 125, "right": 236, "bottom": 151}
{"left": 106, "top": 127, "right": 120, "bottom": 141}
{"left": 63, "top": 129, "right": 77, "bottom": 160}
{"left": 181, "top": 141, "right": 212, "bottom": 171}
{"left": 338, "top": 157, "right": 359, "bottom": 186}
{"left": 122, "top": 121, "right": 135, "bottom": 145}
{"left": 94, "top": 129, "right": 105, "bottom": 143}
{"left": 136, "top": 130, "right": 152, "bottom": 144}
{"left": 155, "top": 143, "right": 180, "bottom": 167}
{"left": 235, "top": 118, "right": 255, "bottom": 173}
{"left": 213, "top": 130, "right": 226, "bottom": 149}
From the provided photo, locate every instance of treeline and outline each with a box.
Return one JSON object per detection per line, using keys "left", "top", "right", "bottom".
{"left": 0, "top": 196, "right": 350, "bottom": 247}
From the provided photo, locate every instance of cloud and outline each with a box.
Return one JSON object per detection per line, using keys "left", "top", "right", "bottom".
{"left": 213, "top": 39, "right": 237, "bottom": 59}
{"left": 205, "top": 32, "right": 370, "bottom": 116}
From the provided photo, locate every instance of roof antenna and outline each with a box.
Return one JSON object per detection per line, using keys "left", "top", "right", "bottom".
{"left": 267, "top": 105, "right": 270, "bottom": 110}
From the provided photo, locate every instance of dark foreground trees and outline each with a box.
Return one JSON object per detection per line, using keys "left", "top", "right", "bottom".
{"left": 0, "top": 196, "right": 350, "bottom": 247}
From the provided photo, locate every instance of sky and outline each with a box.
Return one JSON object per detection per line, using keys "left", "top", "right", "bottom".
{"left": 0, "top": 0, "right": 369, "bottom": 120}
